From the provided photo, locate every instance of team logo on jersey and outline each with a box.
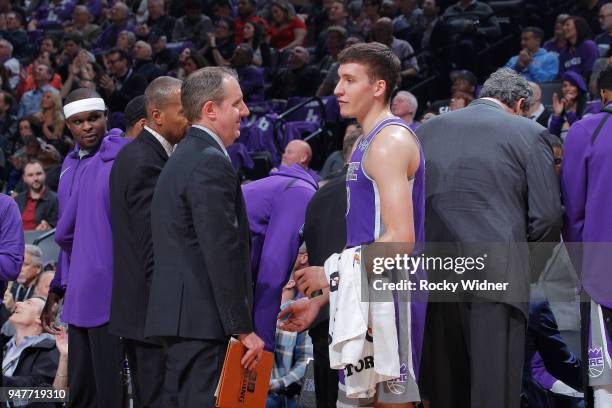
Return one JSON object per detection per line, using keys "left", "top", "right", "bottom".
{"left": 347, "top": 162, "right": 359, "bottom": 181}
{"left": 589, "top": 347, "right": 605, "bottom": 378}
{"left": 357, "top": 137, "right": 371, "bottom": 151}
{"left": 329, "top": 271, "right": 340, "bottom": 292}
{"left": 385, "top": 364, "right": 408, "bottom": 395}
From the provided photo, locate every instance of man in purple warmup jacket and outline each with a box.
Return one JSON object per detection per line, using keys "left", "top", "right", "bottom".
{"left": 0, "top": 194, "right": 24, "bottom": 309}
{"left": 242, "top": 163, "right": 318, "bottom": 351}
{"left": 562, "top": 65, "right": 612, "bottom": 406}
{"left": 40, "top": 89, "right": 127, "bottom": 408}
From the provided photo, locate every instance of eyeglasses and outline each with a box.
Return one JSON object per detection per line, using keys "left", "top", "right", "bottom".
{"left": 107, "top": 58, "right": 122, "bottom": 64}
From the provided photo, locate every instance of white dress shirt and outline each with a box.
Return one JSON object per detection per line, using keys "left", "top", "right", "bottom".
{"left": 192, "top": 125, "right": 230, "bottom": 160}
{"left": 145, "top": 125, "right": 174, "bottom": 157}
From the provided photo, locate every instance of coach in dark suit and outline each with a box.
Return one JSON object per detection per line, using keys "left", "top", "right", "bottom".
{"left": 145, "top": 67, "right": 264, "bottom": 407}
{"left": 109, "top": 77, "right": 188, "bottom": 407}
{"left": 416, "top": 68, "right": 563, "bottom": 408}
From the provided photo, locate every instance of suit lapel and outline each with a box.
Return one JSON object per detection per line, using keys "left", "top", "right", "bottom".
{"left": 189, "top": 126, "right": 226, "bottom": 156}
{"left": 139, "top": 129, "right": 169, "bottom": 162}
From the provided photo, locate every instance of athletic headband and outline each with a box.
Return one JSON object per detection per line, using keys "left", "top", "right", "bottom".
{"left": 63, "top": 98, "right": 106, "bottom": 119}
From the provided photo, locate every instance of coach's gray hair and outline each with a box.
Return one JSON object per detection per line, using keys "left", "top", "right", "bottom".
{"left": 181, "top": 67, "right": 238, "bottom": 123}
{"left": 480, "top": 68, "right": 533, "bottom": 112}
{"left": 395, "top": 90, "right": 418, "bottom": 112}
{"left": 25, "top": 245, "right": 43, "bottom": 267}
{"left": 144, "top": 76, "right": 182, "bottom": 118}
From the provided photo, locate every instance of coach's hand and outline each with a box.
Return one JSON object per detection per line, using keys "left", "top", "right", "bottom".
{"left": 238, "top": 332, "right": 265, "bottom": 371}
{"left": 295, "top": 266, "right": 327, "bottom": 297}
{"left": 41, "top": 291, "right": 62, "bottom": 335}
{"left": 278, "top": 297, "right": 322, "bottom": 332}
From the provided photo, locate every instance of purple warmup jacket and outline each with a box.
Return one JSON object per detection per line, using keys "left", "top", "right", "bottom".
{"left": 0, "top": 195, "right": 24, "bottom": 295}
{"left": 558, "top": 40, "right": 599, "bottom": 79}
{"left": 242, "top": 164, "right": 318, "bottom": 351}
{"left": 561, "top": 102, "right": 612, "bottom": 309}
{"left": 55, "top": 134, "right": 131, "bottom": 327}
{"left": 50, "top": 129, "right": 123, "bottom": 294}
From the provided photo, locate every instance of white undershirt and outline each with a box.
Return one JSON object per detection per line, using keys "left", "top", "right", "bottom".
{"left": 145, "top": 126, "right": 174, "bottom": 157}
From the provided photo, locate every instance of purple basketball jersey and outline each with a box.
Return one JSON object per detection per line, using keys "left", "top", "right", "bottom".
{"left": 346, "top": 117, "right": 425, "bottom": 249}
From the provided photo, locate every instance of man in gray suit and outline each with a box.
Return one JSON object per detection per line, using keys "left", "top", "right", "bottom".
{"left": 416, "top": 68, "right": 563, "bottom": 408}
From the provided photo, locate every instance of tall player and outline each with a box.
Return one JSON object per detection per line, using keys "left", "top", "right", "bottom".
{"left": 279, "top": 42, "right": 425, "bottom": 407}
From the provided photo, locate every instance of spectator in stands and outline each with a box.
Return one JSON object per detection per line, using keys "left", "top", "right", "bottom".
{"left": 559, "top": 16, "right": 599, "bottom": 80}
{"left": 550, "top": 71, "right": 591, "bottom": 139}
{"left": 371, "top": 17, "right": 419, "bottom": 84}
{"left": 94, "top": 2, "right": 134, "bottom": 52}
{"left": 61, "top": 57, "right": 103, "bottom": 100}
{"left": 33, "top": 269, "right": 55, "bottom": 298}
{"left": 203, "top": 16, "right": 237, "bottom": 66}
{"left": 316, "top": 36, "right": 364, "bottom": 96}
{"left": 65, "top": 5, "right": 100, "bottom": 49}
{"left": 268, "top": 0, "right": 307, "bottom": 51}
{"left": 590, "top": 47, "right": 612, "bottom": 95}
{"left": 235, "top": 0, "right": 269, "bottom": 44}
{"left": 545, "top": 14, "right": 571, "bottom": 55}
{"left": 171, "top": 0, "right": 213, "bottom": 48}
{"left": 99, "top": 48, "right": 148, "bottom": 114}
{"left": 527, "top": 82, "right": 552, "bottom": 128}
{"left": 211, "top": 0, "right": 233, "bottom": 19}
{"left": 0, "top": 194, "right": 23, "bottom": 323}
{"left": 35, "top": 91, "right": 69, "bottom": 156}
{"left": 15, "top": 160, "right": 58, "bottom": 231}
{"left": 596, "top": 3, "right": 612, "bottom": 56}
{"left": 570, "top": 0, "right": 608, "bottom": 36}
{"left": 116, "top": 30, "right": 136, "bottom": 52}
{"left": 175, "top": 48, "right": 206, "bottom": 80}
{"left": 443, "top": 0, "right": 501, "bottom": 71}
{"left": 15, "top": 51, "right": 63, "bottom": 101}
{"left": 449, "top": 89, "right": 474, "bottom": 110}
{"left": 7, "top": 245, "right": 43, "bottom": 309}
{"left": 0, "top": 11, "right": 30, "bottom": 62}
{"left": 0, "top": 90, "right": 16, "bottom": 151}
{"left": 267, "top": 276, "right": 313, "bottom": 407}
{"left": 39, "top": 36, "right": 59, "bottom": 57}
{"left": 138, "top": 0, "right": 175, "bottom": 39}
{"left": 150, "top": 33, "right": 177, "bottom": 72}
{"left": 232, "top": 44, "right": 265, "bottom": 103}
{"left": 268, "top": 46, "right": 321, "bottom": 99}
{"left": 3, "top": 296, "right": 59, "bottom": 389}
{"left": 319, "top": 125, "right": 361, "bottom": 179}
{"left": 391, "top": 90, "right": 420, "bottom": 130}
{"left": 122, "top": 95, "right": 146, "bottom": 138}
{"left": 357, "top": 0, "right": 381, "bottom": 40}
{"left": 380, "top": 0, "right": 399, "bottom": 20}
{"left": 17, "top": 64, "right": 58, "bottom": 118}
{"left": 242, "top": 21, "right": 270, "bottom": 66}
{"left": 317, "top": 26, "right": 346, "bottom": 74}
{"left": 393, "top": 0, "right": 425, "bottom": 46}
{"left": 505, "top": 27, "right": 559, "bottom": 83}
{"left": 34, "top": 0, "right": 76, "bottom": 31}
{"left": 280, "top": 140, "right": 320, "bottom": 182}
{"left": 314, "top": 1, "right": 356, "bottom": 60}
{"left": 421, "top": 0, "right": 451, "bottom": 52}
{"left": 132, "top": 40, "right": 163, "bottom": 82}
{"left": 0, "top": 39, "right": 19, "bottom": 89}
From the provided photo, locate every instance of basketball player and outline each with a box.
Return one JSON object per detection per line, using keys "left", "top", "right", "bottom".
{"left": 279, "top": 42, "right": 425, "bottom": 408}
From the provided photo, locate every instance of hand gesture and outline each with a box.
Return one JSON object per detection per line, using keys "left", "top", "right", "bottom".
{"left": 517, "top": 49, "right": 532, "bottom": 68}
{"left": 278, "top": 297, "right": 321, "bottom": 332}
{"left": 55, "top": 327, "right": 68, "bottom": 357}
{"left": 237, "top": 332, "right": 265, "bottom": 371}
{"left": 3, "top": 290, "right": 15, "bottom": 313}
{"left": 552, "top": 92, "right": 564, "bottom": 116}
{"left": 295, "top": 266, "right": 328, "bottom": 297}
{"left": 207, "top": 32, "right": 217, "bottom": 48}
{"left": 69, "top": 60, "right": 81, "bottom": 77}
{"left": 36, "top": 220, "right": 51, "bottom": 231}
{"left": 99, "top": 74, "right": 115, "bottom": 93}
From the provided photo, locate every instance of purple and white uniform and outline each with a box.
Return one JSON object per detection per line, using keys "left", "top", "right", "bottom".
{"left": 338, "top": 116, "right": 426, "bottom": 406}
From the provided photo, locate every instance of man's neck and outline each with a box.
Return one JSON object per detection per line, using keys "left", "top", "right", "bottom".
{"left": 358, "top": 104, "right": 394, "bottom": 136}
{"left": 115, "top": 67, "right": 129, "bottom": 78}
{"left": 29, "top": 186, "right": 45, "bottom": 200}
{"left": 15, "top": 328, "right": 42, "bottom": 346}
{"left": 35, "top": 81, "right": 49, "bottom": 90}
{"left": 400, "top": 114, "right": 414, "bottom": 124}
{"left": 147, "top": 124, "right": 173, "bottom": 144}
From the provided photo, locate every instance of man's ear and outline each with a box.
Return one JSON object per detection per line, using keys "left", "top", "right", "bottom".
{"left": 514, "top": 98, "right": 527, "bottom": 116}
{"left": 202, "top": 100, "right": 216, "bottom": 119}
{"left": 374, "top": 80, "right": 386, "bottom": 100}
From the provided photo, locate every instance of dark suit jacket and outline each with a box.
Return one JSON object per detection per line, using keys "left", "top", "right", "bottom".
{"left": 145, "top": 126, "right": 254, "bottom": 340}
{"left": 535, "top": 106, "right": 552, "bottom": 129}
{"left": 109, "top": 129, "right": 168, "bottom": 341}
{"left": 14, "top": 189, "right": 59, "bottom": 227}
{"left": 106, "top": 68, "right": 148, "bottom": 113}
{"left": 416, "top": 99, "right": 563, "bottom": 316}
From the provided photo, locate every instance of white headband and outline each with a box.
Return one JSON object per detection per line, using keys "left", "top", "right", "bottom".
{"left": 63, "top": 98, "right": 106, "bottom": 119}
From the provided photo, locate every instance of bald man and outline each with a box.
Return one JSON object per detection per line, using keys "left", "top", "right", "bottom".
{"left": 527, "top": 81, "right": 551, "bottom": 128}
{"left": 281, "top": 140, "right": 321, "bottom": 182}
{"left": 133, "top": 41, "right": 164, "bottom": 83}
{"left": 110, "top": 77, "right": 188, "bottom": 407}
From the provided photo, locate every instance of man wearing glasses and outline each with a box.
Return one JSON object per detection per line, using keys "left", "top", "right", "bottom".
{"left": 99, "top": 48, "right": 147, "bottom": 115}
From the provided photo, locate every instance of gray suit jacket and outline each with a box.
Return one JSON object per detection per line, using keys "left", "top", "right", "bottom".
{"left": 416, "top": 99, "right": 563, "bottom": 316}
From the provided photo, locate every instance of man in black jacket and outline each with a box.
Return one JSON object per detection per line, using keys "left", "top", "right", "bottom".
{"left": 99, "top": 48, "right": 148, "bottom": 114}
{"left": 14, "top": 160, "right": 58, "bottom": 231}
{"left": 145, "top": 67, "right": 264, "bottom": 406}
{"left": 110, "top": 77, "right": 188, "bottom": 408}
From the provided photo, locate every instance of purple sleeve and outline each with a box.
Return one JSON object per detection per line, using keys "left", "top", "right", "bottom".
{"left": 548, "top": 114, "right": 564, "bottom": 137}
{"left": 253, "top": 186, "right": 315, "bottom": 351}
{"left": 531, "top": 353, "right": 556, "bottom": 390}
{"left": 561, "top": 122, "right": 590, "bottom": 243}
{"left": 565, "top": 111, "right": 579, "bottom": 125}
{"left": 0, "top": 199, "right": 24, "bottom": 282}
{"left": 583, "top": 41, "right": 599, "bottom": 76}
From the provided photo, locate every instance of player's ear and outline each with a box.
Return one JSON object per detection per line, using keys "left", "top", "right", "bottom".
{"left": 374, "top": 79, "right": 386, "bottom": 99}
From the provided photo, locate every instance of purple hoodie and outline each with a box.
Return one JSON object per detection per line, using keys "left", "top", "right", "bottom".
{"left": 0, "top": 195, "right": 24, "bottom": 294}
{"left": 55, "top": 134, "right": 131, "bottom": 327}
{"left": 561, "top": 102, "right": 612, "bottom": 309}
{"left": 242, "top": 164, "right": 318, "bottom": 351}
{"left": 50, "top": 129, "right": 123, "bottom": 294}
